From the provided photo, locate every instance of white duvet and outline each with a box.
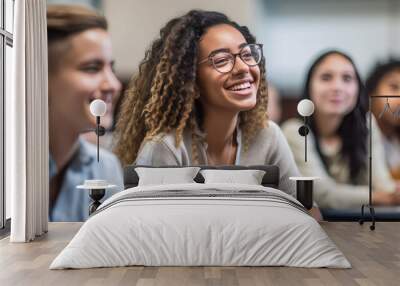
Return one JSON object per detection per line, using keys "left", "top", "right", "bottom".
{"left": 50, "top": 183, "right": 350, "bottom": 269}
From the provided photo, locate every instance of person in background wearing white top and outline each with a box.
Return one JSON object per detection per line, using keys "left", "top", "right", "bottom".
{"left": 366, "top": 60, "right": 400, "bottom": 181}
{"left": 282, "top": 50, "right": 400, "bottom": 212}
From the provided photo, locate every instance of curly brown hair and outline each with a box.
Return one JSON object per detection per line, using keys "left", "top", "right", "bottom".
{"left": 114, "top": 10, "right": 269, "bottom": 166}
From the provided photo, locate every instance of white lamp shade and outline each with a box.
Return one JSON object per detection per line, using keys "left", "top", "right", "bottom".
{"left": 297, "top": 99, "right": 315, "bottom": 117}
{"left": 90, "top": 99, "right": 107, "bottom": 117}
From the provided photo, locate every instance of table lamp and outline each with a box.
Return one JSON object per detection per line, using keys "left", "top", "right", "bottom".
{"left": 288, "top": 99, "right": 318, "bottom": 210}
{"left": 297, "top": 99, "right": 315, "bottom": 162}
{"left": 89, "top": 99, "right": 107, "bottom": 162}
{"left": 77, "top": 99, "right": 116, "bottom": 215}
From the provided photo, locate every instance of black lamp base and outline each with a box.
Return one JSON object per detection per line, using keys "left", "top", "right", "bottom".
{"left": 359, "top": 204, "right": 376, "bottom": 231}
{"left": 296, "top": 180, "right": 313, "bottom": 210}
{"left": 89, "top": 188, "right": 106, "bottom": 215}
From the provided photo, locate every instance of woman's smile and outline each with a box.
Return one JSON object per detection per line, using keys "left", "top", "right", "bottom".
{"left": 225, "top": 79, "right": 256, "bottom": 98}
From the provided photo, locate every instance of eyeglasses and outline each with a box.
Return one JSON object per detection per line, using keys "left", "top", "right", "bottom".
{"left": 198, "top": 43, "right": 263, "bottom": 74}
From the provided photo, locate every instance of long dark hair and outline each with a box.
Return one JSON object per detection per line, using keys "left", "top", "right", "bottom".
{"left": 114, "top": 10, "right": 268, "bottom": 165}
{"left": 302, "top": 50, "right": 368, "bottom": 182}
{"left": 365, "top": 59, "right": 400, "bottom": 96}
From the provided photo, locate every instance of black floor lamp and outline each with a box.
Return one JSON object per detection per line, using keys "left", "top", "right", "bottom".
{"left": 359, "top": 95, "right": 400, "bottom": 231}
{"left": 297, "top": 99, "right": 315, "bottom": 162}
{"left": 89, "top": 99, "right": 107, "bottom": 162}
{"left": 77, "top": 99, "right": 116, "bottom": 215}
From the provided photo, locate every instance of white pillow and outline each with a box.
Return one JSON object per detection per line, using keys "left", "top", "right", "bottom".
{"left": 135, "top": 167, "right": 200, "bottom": 186}
{"left": 200, "top": 169, "right": 266, "bottom": 185}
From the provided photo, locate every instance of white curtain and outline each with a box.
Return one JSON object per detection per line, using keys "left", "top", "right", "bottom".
{"left": 7, "top": 0, "right": 49, "bottom": 242}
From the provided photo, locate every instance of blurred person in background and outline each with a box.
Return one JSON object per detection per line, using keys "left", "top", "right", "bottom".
{"left": 282, "top": 50, "right": 400, "bottom": 213}
{"left": 366, "top": 60, "right": 400, "bottom": 180}
{"left": 48, "top": 4, "right": 123, "bottom": 221}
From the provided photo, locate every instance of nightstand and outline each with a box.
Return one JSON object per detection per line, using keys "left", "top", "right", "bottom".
{"left": 289, "top": 177, "right": 319, "bottom": 210}
{"left": 77, "top": 180, "right": 117, "bottom": 215}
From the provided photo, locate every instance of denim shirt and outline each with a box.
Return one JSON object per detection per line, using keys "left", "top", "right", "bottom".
{"left": 49, "top": 138, "right": 124, "bottom": 221}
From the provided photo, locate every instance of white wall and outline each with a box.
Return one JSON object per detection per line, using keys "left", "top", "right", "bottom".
{"left": 53, "top": 0, "right": 399, "bottom": 93}
{"left": 254, "top": 0, "right": 400, "bottom": 94}
{"left": 104, "top": 0, "right": 257, "bottom": 79}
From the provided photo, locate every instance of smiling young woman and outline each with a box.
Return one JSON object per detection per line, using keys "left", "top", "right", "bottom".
{"left": 114, "top": 10, "right": 304, "bottom": 200}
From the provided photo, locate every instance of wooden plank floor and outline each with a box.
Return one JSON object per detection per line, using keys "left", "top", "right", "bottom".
{"left": 0, "top": 222, "right": 399, "bottom": 286}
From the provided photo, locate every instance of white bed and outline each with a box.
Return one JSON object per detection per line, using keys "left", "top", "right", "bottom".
{"left": 50, "top": 183, "right": 350, "bottom": 269}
